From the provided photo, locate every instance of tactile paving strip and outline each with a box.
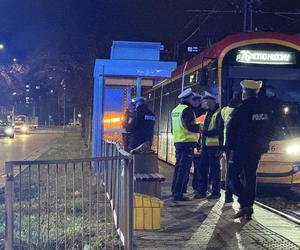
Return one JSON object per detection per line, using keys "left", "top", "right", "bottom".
{"left": 238, "top": 221, "right": 299, "bottom": 250}
{"left": 183, "top": 201, "right": 299, "bottom": 250}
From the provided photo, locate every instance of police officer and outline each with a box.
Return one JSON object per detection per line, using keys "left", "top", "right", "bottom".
{"left": 227, "top": 80, "right": 274, "bottom": 219}
{"left": 221, "top": 91, "right": 242, "bottom": 203}
{"left": 171, "top": 88, "right": 201, "bottom": 201}
{"left": 182, "top": 93, "right": 204, "bottom": 193}
{"left": 195, "top": 91, "right": 224, "bottom": 199}
{"left": 192, "top": 94, "right": 206, "bottom": 192}
{"left": 124, "top": 97, "right": 155, "bottom": 151}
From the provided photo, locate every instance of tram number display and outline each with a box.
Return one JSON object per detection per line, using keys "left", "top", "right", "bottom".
{"left": 236, "top": 50, "right": 296, "bottom": 65}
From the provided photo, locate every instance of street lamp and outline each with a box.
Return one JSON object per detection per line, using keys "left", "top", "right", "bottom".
{"left": 13, "top": 58, "right": 17, "bottom": 62}
{"left": 0, "top": 44, "right": 4, "bottom": 50}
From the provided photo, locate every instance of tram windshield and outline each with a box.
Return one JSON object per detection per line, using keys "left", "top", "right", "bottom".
{"left": 227, "top": 79, "right": 300, "bottom": 140}
{"left": 263, "top": 80, "right": 300, "bottom": 140}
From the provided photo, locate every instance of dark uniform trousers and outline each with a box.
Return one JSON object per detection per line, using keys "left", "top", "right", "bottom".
{"left": 228, "top": 151, "right": 261, "bottom": 208}
{"left": 182, "top": 153, "right": 200, "bottom": 193}
{"left": 192, "top": 154, "right": 201, "bottom": 191}
{"left": 197, "top": 146, "right": 221, "bottom": 195}
{"left": 225, "top": 150, "right": 233, "bottom": 200}
{"left": 172, "top": 142, "right": 195, "bottom": 197}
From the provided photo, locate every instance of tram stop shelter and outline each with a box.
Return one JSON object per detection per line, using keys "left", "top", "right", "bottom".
{"left": 92, "top": 41, "right": 176, "bottom": 157}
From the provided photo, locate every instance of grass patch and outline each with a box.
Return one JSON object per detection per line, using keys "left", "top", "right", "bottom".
{"left": 0, "top": 129, "right": 121, "bottom": 249}
{"left": 38, "top": 128, "right": 90, "bottom": 160}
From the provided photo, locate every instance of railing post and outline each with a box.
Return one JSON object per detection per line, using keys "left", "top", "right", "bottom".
{"left": 124, "top": 156, "right": 134, "bottom": 250}
{"left": 5, "top": 162, "right": 14, "bottom": 250}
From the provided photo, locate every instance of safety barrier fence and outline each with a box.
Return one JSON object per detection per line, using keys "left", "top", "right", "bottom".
{"left": 4, "top": 140, "right": 133, "bottom": 250}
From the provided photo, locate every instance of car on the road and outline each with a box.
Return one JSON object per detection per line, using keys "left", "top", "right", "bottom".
{"left": 0, "top": 120, "right": 15, "bottom": 139}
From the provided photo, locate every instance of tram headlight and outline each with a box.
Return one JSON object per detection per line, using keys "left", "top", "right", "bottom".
{"left": 286, "top": 144, "right": 300, "bottom": 154}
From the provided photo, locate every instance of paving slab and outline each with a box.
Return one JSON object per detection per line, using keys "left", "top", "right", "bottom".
{"left": 134, "top": 161, "right": 300, "bottom": 250}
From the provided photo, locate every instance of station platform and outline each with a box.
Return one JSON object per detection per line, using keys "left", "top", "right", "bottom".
{"left": 134, "top": 161, "right": 300, "bottom": 250}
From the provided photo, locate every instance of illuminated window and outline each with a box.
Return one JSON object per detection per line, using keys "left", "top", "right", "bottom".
{"left": 187, "top": 46, "right": 199, "bottom": 53}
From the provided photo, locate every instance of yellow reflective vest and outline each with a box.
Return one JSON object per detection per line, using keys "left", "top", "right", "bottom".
{"left": 171, "top": 104, "right": 199, "bottom": 143}
{"left": 205, "top": 108, "right": 222, "bottom": 146}
{"left": 221, "top": 106, "right": 234, "bottom": 145}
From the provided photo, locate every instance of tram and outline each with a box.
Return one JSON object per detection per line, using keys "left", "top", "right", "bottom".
{"left": 145, "top": 32, "right": 300, "bottom": 187}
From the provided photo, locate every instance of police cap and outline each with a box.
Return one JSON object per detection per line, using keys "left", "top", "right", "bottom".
{"left": 240, "top": 80, "right": 262, "bottom": 91}
{"left": 132, "top": 96, "right": 146, "bottom": 104}
{"left": 202, "top": 91, "right": 217, "bottom": 100}
{"left": 178, "top": 88, "right": 194, "bottom": 99}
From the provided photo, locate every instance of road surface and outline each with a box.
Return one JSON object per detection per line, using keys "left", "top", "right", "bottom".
{"left": 0, "top": 129, "right": 63, "bottom": 187}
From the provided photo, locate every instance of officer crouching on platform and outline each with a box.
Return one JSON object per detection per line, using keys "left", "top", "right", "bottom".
{"left": 227, "top": 80, "right": 274, "bottom": 219}
{"left": 124, "top": 97, "right": 155, "bottom": 151}
{"left": 171, "top": 88, "right": 202, "bottom": 201}
{"left": 195, "top": 91, "right": 224, "bottom": 200}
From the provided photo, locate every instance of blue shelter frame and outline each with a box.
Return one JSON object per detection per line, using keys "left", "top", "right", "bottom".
{"left": 92, "top": 41, "right": 176, "bottom": 157}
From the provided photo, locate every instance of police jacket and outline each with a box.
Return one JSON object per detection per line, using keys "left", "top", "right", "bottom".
{"left": 179, "top": 101, "right": 201, "bottom": 133}
{"left": 171, "top": 101, "right": 201, "bottom": 143}
{"left": 202, "top": 105, "right": 224, "bottom": 147}
{"left": 226, "top": 97, "right": 274, "bottom": 154}
{"left": 124, "top": 104, "right": 155, "bottom": 149}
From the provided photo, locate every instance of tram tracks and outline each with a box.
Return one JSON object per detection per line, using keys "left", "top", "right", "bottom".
{"left": 256, "top": 187, "right": 300, "bottom": 225}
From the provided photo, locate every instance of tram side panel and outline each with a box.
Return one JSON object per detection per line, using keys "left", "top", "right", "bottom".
{"left": 165, "top": 90, "right": 178, "bottom": 165}
{"left": 151, "top": 88, "right": 161, "bottom": 154}
{"left": 157, "top": 90, "right": 167, "bottom": 161}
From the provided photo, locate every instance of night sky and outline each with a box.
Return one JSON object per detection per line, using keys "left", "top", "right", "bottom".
{"left": 1, "top": 0, "right": 300, "bottom": 115}
{"left": 2, "top": 0, "right": 300, "bottom": 61}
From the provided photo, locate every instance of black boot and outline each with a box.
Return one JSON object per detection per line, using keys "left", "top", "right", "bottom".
{"left": 173, "top": 195, "right": 191, "bottom": 201}
{"left": 194, "top": 193, "right": 207, "bottom": 199}
{"left": 233, "top": 207, "right": 253, "bottom": 220}
{"left": 225, "top": 195, "right": 234, "bottom": 203}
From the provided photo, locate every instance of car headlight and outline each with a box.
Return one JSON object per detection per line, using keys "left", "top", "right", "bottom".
{"left": 4, "top": 127, "right": 14, "bottom": 135}
{"left": 286, "top": 144, "right": 300, "bottom": 154}
{"left": 21, "top": 126, "right": 28, "bottom": 133}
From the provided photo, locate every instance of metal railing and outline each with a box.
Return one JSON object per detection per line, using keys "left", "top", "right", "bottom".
{"left": 4, "top": 140, "right": 133, "bottom": 250}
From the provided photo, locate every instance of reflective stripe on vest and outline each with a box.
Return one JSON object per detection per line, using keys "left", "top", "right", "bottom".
{"left": 221, "top": 106, "right": 234, "bottom": 145}
{"left": 205, "top": 108, "right": 221, "bottom": 146}
{"left": 171, "top": 104, "right": 199, "bottom": 143}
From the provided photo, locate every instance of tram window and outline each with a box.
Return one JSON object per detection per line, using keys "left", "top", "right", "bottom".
{"left": 199, "top": 68, "right": 208, "bottom": 86}
{"left": 223, "top": 79, "right": 242, "bottom": 106}
{"left": 189, "top": 73, "right": 197, "bottom": 84}
{"left": 200, "top": 61, "right": 218, "bottom": 87}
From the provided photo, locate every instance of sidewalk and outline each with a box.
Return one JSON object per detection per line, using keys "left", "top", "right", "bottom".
{"left": 134, "top": 161, "right": 300, "bottom": 250}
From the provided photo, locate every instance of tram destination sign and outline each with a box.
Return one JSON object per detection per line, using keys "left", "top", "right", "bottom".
{"left": 236, "top": 50, "right": 296, "bottom": 65}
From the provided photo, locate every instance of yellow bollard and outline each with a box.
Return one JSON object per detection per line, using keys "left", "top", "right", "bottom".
{"left": 134, "top": 193, "right": 164, "bottom": 230}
